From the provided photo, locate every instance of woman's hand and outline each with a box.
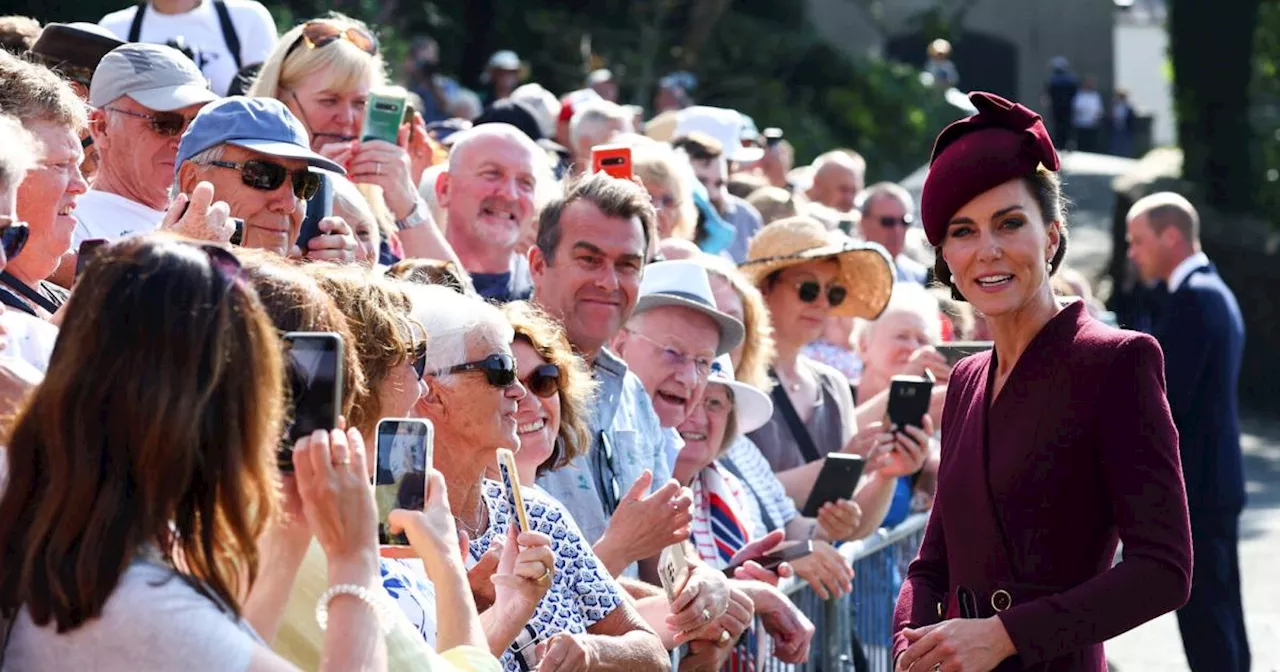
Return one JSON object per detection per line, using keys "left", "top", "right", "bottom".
{"left": 668, "top": 561, "right": 733, "bottom": 643}
{"left": 841, "top": 421, "right": 895, "bottom": 457}
{"left": 868, "top": 416, "right": 933, "bottom": 478}
{"left": 346, "top": 139, "right": 418, "bottom": 219}
{"left": 900, "top": 346, "right": 952, "bottom": 383}
{"left": 676, "top": 586, "right": 754, "bottom": 646}
{"left": 491, "top": 523, "right": 556, "bottom": 618}
{"left": 788, "top": 540, "right": 854, "bottom": 599}
{"left": 386, "top": 469, "right": 462, "bottom": 573}
{"left": 747, "top": 584, "right": 815, "bottom": 664}
{"left": 898, "top": 616, "right": 1016, "bottom": 672}
{"left": 594, "top": 471, "right": 693, "bottom": 572}
{"left": 816, "top": 498, "right": 862, "bottom": 541}
{"left": 731, "top": 559, "right": 794, "bottom": 586}
{"left": 401, "top": 111, "right": 435, "bottom": 187}
{"left": 535, "top": 633, "right": 597, "bottom": 671}
{"left": 292, "top": 427, "right": 379, "bottom": 566}
{"left": 161, "top": 182, "right": 234, "bottom": 243}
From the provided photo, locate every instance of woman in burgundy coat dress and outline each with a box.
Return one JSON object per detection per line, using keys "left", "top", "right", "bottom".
{"left": 891, "top": 92, "right": 1193, "bottom": 672}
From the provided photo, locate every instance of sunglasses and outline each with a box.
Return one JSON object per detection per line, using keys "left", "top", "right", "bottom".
{"left": 105, "top": 107, "right": 193, "bottom": 137}
{"left": 878, "top": 214, "right": 915, "bottom": 229}
{"left": 523, "top": 363, "right": 561, "bottom": 399}
{"left": 440, "top": 353, "right": 517, "bottom": 388}
{"left": 205, "top": 159, "right": 322, "bottom": 200}
{"left": 796, "top": 280, "right": 848, "bottom": 308}
{"left": 0, "top": 218, "right": 28, "bottom": 261}
{"left": 286, "top": 20, "right": 379, "bottom": 58}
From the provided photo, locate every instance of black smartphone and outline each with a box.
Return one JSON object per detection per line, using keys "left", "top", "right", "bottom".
{"left": 229, "top": 217, "right": 244, "bottom": 246}
{"left": 759, "top": 540, "right": 814, "bottom": 571}
{"left": 801, "top": 453, "right": 867, "bottom": 518}
{"left": 279, "top": 331, "right": 344, "bottom": 472}
{"left": 75, "top": 238, "right": 107, "bottom": 281}
{"left": 888, "top": 374, "right": 933, "bottom": 432}
{"left": 375, "top": 418, "right": 434, "bottom": 546}
{"left": 935, "top": 341, "right": 993, "bottom": 367}
{"left": 295, "top": 173, "right": 333, "bottom": 254}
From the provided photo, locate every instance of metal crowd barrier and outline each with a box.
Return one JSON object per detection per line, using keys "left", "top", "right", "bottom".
{"left": 673, "top": 513, "right": 930, "bottom": 671}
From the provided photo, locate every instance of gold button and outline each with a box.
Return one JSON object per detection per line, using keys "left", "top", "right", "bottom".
{"left": 991, "top": 589, "right": 1012, "bottom": 612}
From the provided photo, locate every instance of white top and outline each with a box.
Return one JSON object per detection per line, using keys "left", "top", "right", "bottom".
{"left": 72, "top": 190, "right": 167, "bottom": 246}
{"left": 0, "top": 307, "right": 58, "bottom": 375}
{"left": 1072, "top": 90, "right": 1104, "bottom": 128}
{"left": 4, "top": 558, "right": 260, "bottom": 671}
{"left": 99, "top": 0, "right": 278, "bottom": 96}
{"left": 1167, "top": 251, "right": 1210, "bottom": 293}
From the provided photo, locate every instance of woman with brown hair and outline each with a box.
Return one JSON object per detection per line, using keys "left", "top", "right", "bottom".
{"left": 0, "top": 237, "right": 387, "bottom": 670}
{"left": 893, "top": 92, "right": 1191, "bottom": 672}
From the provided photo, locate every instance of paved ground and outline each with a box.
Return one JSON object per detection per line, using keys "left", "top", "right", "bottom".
{"left": 1106, "top": 415, "right": 1280, "bottom": 672}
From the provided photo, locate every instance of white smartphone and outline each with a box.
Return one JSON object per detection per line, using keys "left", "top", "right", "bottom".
{"left": 374, "top": 418, "right": 434, "bottom": 546}
{"left": 657, "top": 542, "right": 691, "bottom": 603}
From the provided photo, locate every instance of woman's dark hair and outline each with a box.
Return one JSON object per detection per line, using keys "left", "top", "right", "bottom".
{"left": 0, "top": 236, "right": 284, "bottom": 631}
{"left": 932, "top": 168, "right": 1070, "bottom": 302}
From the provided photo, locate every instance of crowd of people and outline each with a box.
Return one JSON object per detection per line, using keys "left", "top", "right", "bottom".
{"left": 0, "top": 5, "right": 1249, "bottom": 672}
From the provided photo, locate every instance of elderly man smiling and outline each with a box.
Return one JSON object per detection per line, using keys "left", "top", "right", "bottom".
{"left": 171, "top": 96, "right": 357, "bottom": 260}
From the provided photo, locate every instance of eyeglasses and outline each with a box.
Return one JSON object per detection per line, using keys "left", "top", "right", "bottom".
{"left": 104, "top": 107, "right": 194, "bottom": 137}
{"left": 623, "top": 329, "right": 714, "bottom": 379}
{"left": 204, "top": 159, "right": 322, "bottom": 201}
{"left": 440, "top": 353, "right": 518, "bottom": 388}
{"left": 0, "top": 217, "right": 29, "bottom": 261}
{"left": 522, "top": 363, "right": 561, "bottom": 398}
{"left": 878, "top": 214, "right": 915, "bottom": 229}
{"left": 795, "top": 280, "right": 848, "bottom": 308}
{"left": 286, "top": 20, "right": 379, "bottom": 58}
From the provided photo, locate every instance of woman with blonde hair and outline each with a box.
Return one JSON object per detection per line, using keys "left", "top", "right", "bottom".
{"left": 633, "top": 142, "right": 697, "bottom": 241}
{"left": 250, "top": 14, "right": 458, "bottom": 266}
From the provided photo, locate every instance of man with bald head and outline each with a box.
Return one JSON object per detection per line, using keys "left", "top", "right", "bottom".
{"left": 806, "top": 150, "right": 865, "bottom": 214}
{"left": 437, "top": 122, "right": 546, "bottom": 302}
{"left": 1126, "top": 192, "right": 1249, "bottom": 672}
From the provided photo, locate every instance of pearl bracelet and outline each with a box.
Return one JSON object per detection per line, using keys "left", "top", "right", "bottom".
{"left": 316, "top": 583, "right": 395, "bottom": 635}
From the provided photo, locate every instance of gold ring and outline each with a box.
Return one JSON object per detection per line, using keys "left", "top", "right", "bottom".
{"left": 535, "top": 567, "right": 552, "bottom": 588}
{"left": 333, "top": 455, "right": 350, "bottom": 466}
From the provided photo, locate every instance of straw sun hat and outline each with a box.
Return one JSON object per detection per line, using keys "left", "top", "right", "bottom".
{"left": 739, "top": 216, "right": 895, "bottom": 320}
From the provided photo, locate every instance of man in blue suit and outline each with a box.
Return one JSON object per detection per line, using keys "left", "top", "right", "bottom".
{"left": 1126, "top": 192, "right": 1250, "bottom": 672}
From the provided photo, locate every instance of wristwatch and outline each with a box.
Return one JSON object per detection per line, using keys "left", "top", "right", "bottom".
{"left": 396, "top": 198, "right": 430, "bottom": 231}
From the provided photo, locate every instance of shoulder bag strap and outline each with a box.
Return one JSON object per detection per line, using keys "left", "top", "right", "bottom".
{"left": 719, "top": 457, "right": 779, "bottom": 534}
{"left": 767, "top": 369, "right": 823, "bottom": 464}
{"left": 128, "top": 2, "right": 146, "bottom": 42}
{"left": 212, "top": 0, "right": 242, "bottom": 71}
{"left": 0, "top": 273, "right": 58, "bottom": 314}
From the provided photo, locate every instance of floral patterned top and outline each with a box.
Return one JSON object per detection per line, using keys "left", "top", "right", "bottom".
{"left": 380, "top": 557, "right": 439, "bottom": 649}
{"left": 469, "top": 480, "right": 626, "bottom": 672}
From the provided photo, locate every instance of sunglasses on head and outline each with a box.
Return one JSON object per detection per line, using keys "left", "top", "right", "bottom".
{"left": 105, "top": 107, "right": 193, "bottom": 137}
{"left": 795, "top": 280, "right": 847, "bottom": 308}
{"left": 205, "top": 159, "right": 322, "bottom": 200}
{"left": 523, "top": 363, "right": 561, "bottom": 398}
{"left": 0, "top": 217, "right": 28, "bottom": 261}
{"left": 441, "top": 353, "right": 517, "bottom": 388}
{"left": 286, "top": 20, "right": 379, "bottom": 58}
{"left": 878, "top": 214, "right": 914, "bottom": 229}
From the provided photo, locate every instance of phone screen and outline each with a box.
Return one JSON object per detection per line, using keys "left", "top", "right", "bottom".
{"left": 75, "top": 239, "right": 107, "bottom": 281}
{"left": 279, "top": 332, "right": 343, "bottom": 471}
{"left": 375, "top": 418, "right": 433, "bottom": 546}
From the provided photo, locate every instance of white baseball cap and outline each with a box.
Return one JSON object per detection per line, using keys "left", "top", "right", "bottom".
{"left": 674, "top": 106, "right": 764, "bottom": 164}
{"left": 89, "top": 43, "right": 217, "bottom": 111}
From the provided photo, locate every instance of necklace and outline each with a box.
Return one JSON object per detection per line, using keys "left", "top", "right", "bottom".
{"left": 454, "top": 502, "right": 488, "bottom": 538}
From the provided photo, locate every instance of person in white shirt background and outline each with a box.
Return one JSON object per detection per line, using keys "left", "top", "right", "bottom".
{"left": 1071, "top": 74, "right": 1105, "bottom": 153}
{"left": 57, "top": 43, "right": 219, "bottom": 287}
{"left": 98, "top": 0, "right": 278, "bottom": 96}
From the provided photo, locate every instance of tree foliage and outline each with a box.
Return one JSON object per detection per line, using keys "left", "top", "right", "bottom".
{"left": 1253, "top": 0, "right": 1280, "bottom": 221}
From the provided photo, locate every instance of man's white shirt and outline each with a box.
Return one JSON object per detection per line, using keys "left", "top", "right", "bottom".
{"left": 72, "top": 190, "right": 167, "bottom": 246}
{"left": 100, "top": 0, "right": 278, "bottom": 95}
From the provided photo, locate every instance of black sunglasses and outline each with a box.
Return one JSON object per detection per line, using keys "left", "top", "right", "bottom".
{"left": 796, "top": 280, "right": 847, "bottom": 308}
{"left": 523, "top": 363, "right": 561, "bottom": 399}
{"left": 105, "top": 106, "right": 194, "bottom": 137}
{"left": 0, "top": 218, "right": 29, "bottom": 261}
{"left": 412, "top": 349, "right": 427, "bottom": 379}
{"left": 206, "top": 159, "right": 322, "bottom": 200}
{"left": 878, "top": 214, "right": 914, "bottom": 229}
{"left": 440, "top": 353, "right": 517, "bottom": 388}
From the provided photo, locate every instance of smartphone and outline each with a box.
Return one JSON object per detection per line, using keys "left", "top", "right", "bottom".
{"left": 362, "top": 90, "right": 408, "bottom": 144}
{"left": 887, "top": 374, "right": 934, "bottom": 432}
{"left": 591, "top": 144, "right": 632, "bottom": 180}
{"left": 75, "top": 239, "right": 107, "bottom": 281}
{"left": 801, "top": 453, "right": 867, "bottom": 518}
{"left": 658, "top": 542, "right": 691, "bottom": 602}
{"left": 375, "top": 418, "right": 434, "bottom": 546}
{"left": 935, "top": 341, "right": 993, "bottom": 367}
{"left": 279, "top": 332, "right": 344, "bottom": 472}
{"left": 229, "top": 218, "right": 244, "bottom": 246}
{"left": 758, "top": 540, "right": 814, "bottom": 571}
{"left": 496, "top": 448, "right": 530, "bottom": 534}
{"left": 295, "top": 173, "right": 332, "bottom": 253}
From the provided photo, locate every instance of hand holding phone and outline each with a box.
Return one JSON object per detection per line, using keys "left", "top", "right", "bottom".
{"left": 362, "top": 90, "right": 408, "bottom": 144}
{"left": 887, "top": 374, "right": 933, "bottom": 432}
{"left": 375, "top": 418, "right": 434, "bottom": 546}
{"left": 657, "top": 542, "right": 691, "bottom": 602}
{"left": 802, "top": 454, "right": 867, "bottom": 518}
{"left": 279, "top": 332, "right": 344, "bottom": 472}
{"left": 295, "top": 173, "right": 334, "bottom": 253}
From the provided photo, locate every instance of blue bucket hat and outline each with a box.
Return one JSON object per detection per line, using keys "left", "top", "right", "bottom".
{"left": 175, "top": 96, "right": 347, "bottom": 177}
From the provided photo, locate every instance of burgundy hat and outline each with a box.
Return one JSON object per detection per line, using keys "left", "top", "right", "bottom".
{"left": 921, "top": 91, "right": 1060, "bottom": 246}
